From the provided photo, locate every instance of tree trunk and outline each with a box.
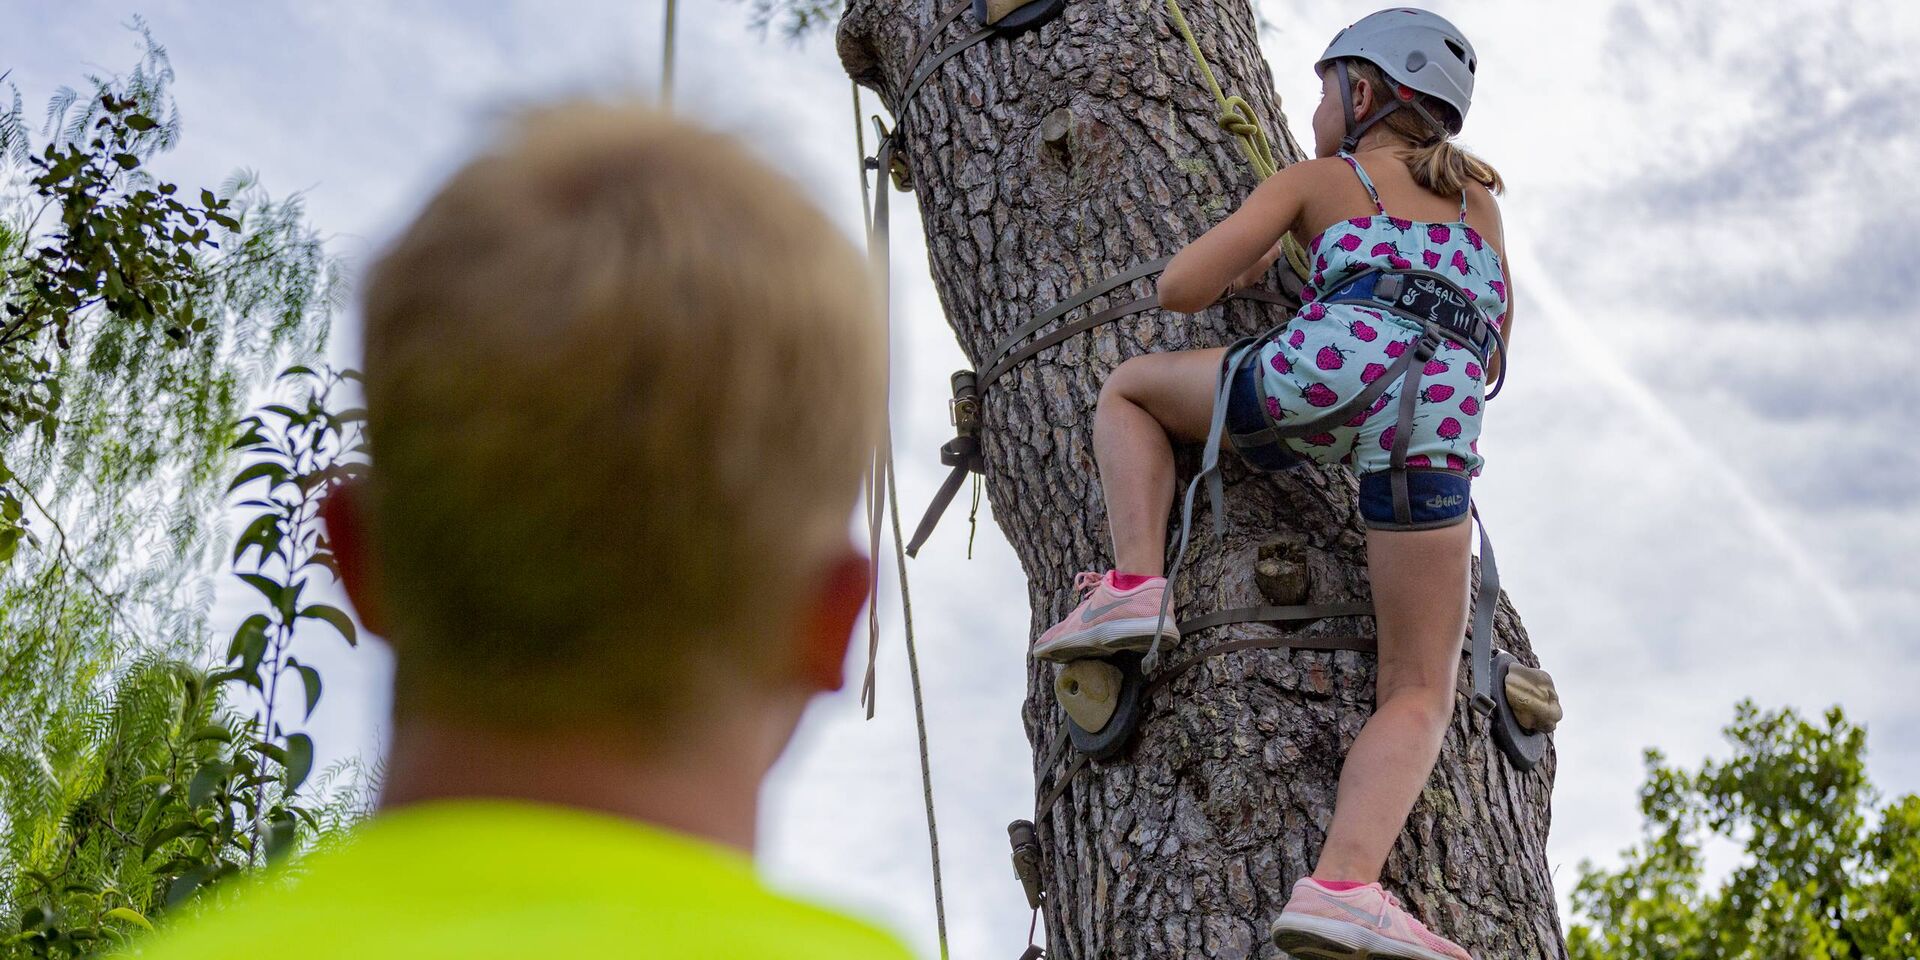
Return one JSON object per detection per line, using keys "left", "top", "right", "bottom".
{"left": 837, "top": 3, "right": 1564, "bottom": 958}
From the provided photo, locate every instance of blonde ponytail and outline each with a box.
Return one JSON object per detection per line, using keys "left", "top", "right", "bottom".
{"left": 1339, "top": 59, "right": 1505, "bottom": 197}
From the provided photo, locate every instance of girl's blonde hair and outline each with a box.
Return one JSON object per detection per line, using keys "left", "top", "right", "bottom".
{"left": 1339, "top": 58, "right": 1505, "bottom": 197}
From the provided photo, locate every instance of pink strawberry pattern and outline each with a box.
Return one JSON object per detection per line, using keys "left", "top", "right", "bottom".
{"left": 1245, "top": 154, "right": 1505, "bottom": 480}
{"left": 1301, "top": 383, "right": 1339, "bottom": 408}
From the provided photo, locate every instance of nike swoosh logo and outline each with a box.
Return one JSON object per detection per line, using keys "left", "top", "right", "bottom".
{"left": 1081, "top": 598, "right": 1136, "bottom": 623}
{"left": 1324, "top": 899, "right": 1389, "bottom": 928}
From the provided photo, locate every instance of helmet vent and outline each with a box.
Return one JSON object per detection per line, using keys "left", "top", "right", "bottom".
{"left": 1445, "top": 38, "right": 1476, "bottom": 73}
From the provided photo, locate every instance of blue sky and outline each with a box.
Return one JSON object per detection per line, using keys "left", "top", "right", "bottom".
{"left": 8, "top": 0, "right": 1918, "bottom": 954}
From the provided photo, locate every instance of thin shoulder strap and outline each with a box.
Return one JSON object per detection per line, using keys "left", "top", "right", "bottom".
{"left": 1337, "top": 151, "right": 1386, "bottom": 215}
{"left": 1459, "top": 187, "right": 1471, "bottom": 222}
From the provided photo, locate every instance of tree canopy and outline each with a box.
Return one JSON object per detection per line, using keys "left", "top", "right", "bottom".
{"left": 1568, "top": 701, "right": 1919, "bottom": 960}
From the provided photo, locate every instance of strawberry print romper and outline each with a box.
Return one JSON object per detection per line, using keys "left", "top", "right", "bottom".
{"left": 1240, "top": 152, "right": 1508, "bottom": 484}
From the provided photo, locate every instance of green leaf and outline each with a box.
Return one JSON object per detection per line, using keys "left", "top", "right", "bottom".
{"left": 225, "top": 613, "right": 271, "bottom": 668}
{"left": 124, "top": 113, "right": 157, "bottom": 131}
{"left": 187, "top": 761, "right": 229, "bottom": 807}
{"left": 283, "top": 733, "right": 314, "bottom": 793}
{"left": 187, "top": 724, "right": 232, "bottom": 744}
{"left": 141, "top": 822, "right": 192, "bottom": 860}
{"left": 290, "top": 657, "right": 323, "bottom": 720}
{"left": 103, "top": 908, "right": 152, "bottom": 931}
{"left": 112, "top": 152, "right": 138, "bottom": 169}
{"left": 236, "top": 573, "right": 284, "bottom": 611}
{"left": 226, "top": 460, "right": 288, "bottom": 494}
{"left": 298, "top": 603, "right": 356, "bottom": 646}
{"left": 231, "top": 512, "right": 282, "bottom": 565}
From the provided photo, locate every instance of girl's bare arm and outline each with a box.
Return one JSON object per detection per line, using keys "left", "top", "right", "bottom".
{"left": 1157, "top": 160, "right": 1320, "bottom": 313}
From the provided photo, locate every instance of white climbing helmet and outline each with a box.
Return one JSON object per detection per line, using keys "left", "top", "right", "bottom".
{"left": 1316, "top": 8, "right": 1478, "bottom": 149}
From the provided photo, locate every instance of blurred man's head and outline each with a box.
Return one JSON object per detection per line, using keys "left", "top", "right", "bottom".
{"left": 333, "top": 101, "right": 881, "bottom": 750}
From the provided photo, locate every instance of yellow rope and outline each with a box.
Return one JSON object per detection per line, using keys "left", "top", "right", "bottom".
{"left": 1164, "top": 0, "right": 1310, "bottom": 281}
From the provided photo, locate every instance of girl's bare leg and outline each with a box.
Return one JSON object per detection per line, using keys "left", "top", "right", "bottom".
{"left": 1093, "top": 348, "right": 1226, "bottom": 575}
{"left": 1312, "top": 522, "right": 1473, "bottom": 881}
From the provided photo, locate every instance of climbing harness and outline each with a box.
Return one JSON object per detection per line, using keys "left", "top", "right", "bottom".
{"left": 849, "top": 2, "right": 1555, "bottom": 956}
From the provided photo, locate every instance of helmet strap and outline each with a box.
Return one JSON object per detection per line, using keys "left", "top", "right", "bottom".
{"left": 1337, "top": 60, "right": 1401, "bottom": 151}
{"left": 1337, "top": 60, "right": 1452, "bottom": 152}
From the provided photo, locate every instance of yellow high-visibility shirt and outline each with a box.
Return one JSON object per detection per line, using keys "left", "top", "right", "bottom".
{"left": 124, "top": 800, "right": 916, "bottom": 960}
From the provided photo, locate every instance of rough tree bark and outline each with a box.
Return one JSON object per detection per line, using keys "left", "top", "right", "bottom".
{"left": 837, "top": 2, "right": 1564, "bottom": 957}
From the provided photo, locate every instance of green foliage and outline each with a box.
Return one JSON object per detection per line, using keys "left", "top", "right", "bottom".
{"left": 1568, "top": 701, "right": 1920, "bottom": 960}
{"left": 0, "top": 28, "right": 369, "bottom": 958}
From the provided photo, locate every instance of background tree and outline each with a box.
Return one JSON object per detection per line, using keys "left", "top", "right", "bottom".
{"left": 0, "top": 29, "right": 367, "bottom": 956}
{"left": 1567, "top": 701, "right": 1919, "bottom": 960}
{"left": 834, "top": 1, "right": 1561, "bottom": 957}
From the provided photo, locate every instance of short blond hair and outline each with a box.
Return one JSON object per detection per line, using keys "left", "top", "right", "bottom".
{"left": 360, "top": 101, "right": 882, "bottom": 727}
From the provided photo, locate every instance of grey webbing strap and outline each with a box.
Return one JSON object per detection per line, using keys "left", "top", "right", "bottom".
{"left": 902, "top": 0, "right": 975, "bottom": 87}
{"left": 1467, "top": 504, "right": 1499, "bottom": 716}
{"left": 1229, "top": 345, "right": 1415, "bottom": 448}
{"left": 1175, "top": 601, "right": 1373, "bottom": 634}
{"left": 898, "top": 25, "right": 997, "bottom": 117}
{"left": 906, "top": 461, "right": 973, "bottom": 557}
{"left": 1036, "top": 620, "right": 1376, "bottom": 828}
{"left": 984, "top": 257, "right": 1174, "bottom": 372}
{"left": 983, "top": 295, "right": 1157, "bottom": 387}
{"left": 908, "top": 281, "right": 1292, "bottom": 558}
{"left": 1387, "top": 334, "right": 1434, "bottom": 524}
{"left": 981, "top": 285, "right": 1292, "bottom": 390}
{"left": 1143, "top": 340, "right": 1254, "bottom": 672}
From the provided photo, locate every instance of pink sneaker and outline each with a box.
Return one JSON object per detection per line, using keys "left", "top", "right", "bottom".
{"left": 1029, "top": 572, "right": 1178, "bottom": 662}
{"left": 1270, "top": 877, "right": 1473, "bottom": 960}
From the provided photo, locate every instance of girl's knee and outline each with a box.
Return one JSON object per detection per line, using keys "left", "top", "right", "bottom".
{"left": 1377, "top": 678, "right": 1456, "bottom": 728}
{"left": 1100, "top": 355, "right": 1149, "bottom": 406}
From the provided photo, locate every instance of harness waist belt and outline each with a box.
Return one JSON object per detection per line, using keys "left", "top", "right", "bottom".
{"left": 1320, "top": 270, "right": 1494, "bottom": 360}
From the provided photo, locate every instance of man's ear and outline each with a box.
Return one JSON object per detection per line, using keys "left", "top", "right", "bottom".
{"left": 796, "top": 549, "right": 872, "bottom": 694}
{"left": 319, "top": 478, "right": 391, "bottom": 638}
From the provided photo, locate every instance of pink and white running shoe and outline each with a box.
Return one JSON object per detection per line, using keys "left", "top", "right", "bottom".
{"left": 1270, "top": 877, "right": 1472, "bottom": 960}
{"left": 1029, "top": 571, "right": 1178, "bottom": 662}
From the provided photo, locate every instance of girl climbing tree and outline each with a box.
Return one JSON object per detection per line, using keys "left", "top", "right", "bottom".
{"left": 838, "top": 1, "right": 1562, "bottom": 957}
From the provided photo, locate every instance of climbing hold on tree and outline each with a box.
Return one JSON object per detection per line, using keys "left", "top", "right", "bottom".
{"left": 1504, "top": 662, "right": 1561, "bottom": 733}
{"left": 1060, "top": 652, "right": 1146, "bottom": 760}
{"left": 1055, "top": 659, "right": 1123, "bottom": 733}
{"left": 1488, "top": 650, "right": 1550, "bottom": 771}
{"left": 976, "top": 0, "right": 1067, "bottom": 34}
